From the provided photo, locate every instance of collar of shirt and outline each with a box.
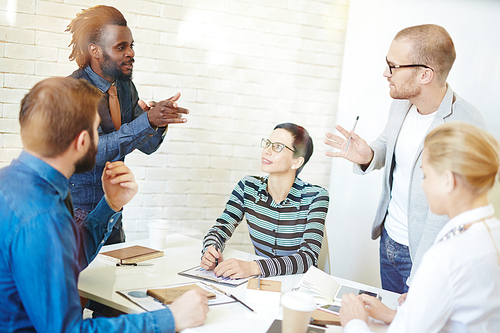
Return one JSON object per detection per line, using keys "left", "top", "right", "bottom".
{"left": 18, "top": 150, "right": 70, "bottom": 200}
{"left": 84, "top": 65, "right": 112, "bottom": 93}
{"left": 434, "top": 204, "right": 495, "bottom": 243}
{"left": 255, "top": 175, "right": 304, "bottom": 210}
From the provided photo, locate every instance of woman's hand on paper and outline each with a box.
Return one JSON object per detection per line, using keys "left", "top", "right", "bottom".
{"left": 200, "top": 245, "right": 223, "bottom": 270}
{"left": 170, "top": 289, "right": 209, "bottom": 332}
{"left": 358, "top": 294, "right": 396, "bottom": 325}
{"left": 340, "top": 293, "right": 369, "bottom": 327}
{"left": 213, "top": 259, "right": 262, "bottom": 279}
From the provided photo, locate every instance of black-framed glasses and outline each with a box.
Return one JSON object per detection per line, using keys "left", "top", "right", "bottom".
{"left": 386, "top": 57, "right": 434, "bottom": 75}
{"left": 261, "top": 138, "right": 295, "bottom": 153}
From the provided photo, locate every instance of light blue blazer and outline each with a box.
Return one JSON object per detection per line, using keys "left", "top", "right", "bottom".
{"left": 354, "top": 85, "right": 486, "bottom": 282}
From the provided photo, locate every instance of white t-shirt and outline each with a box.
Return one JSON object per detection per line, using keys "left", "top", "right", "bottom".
{"left": 385, "top": 105, "right": 436, "bottom": 246}
{"left": 345, "top": 205, "right": 500, "bottom": 333}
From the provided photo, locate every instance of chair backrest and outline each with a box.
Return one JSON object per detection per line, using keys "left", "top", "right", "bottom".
{"left": 317, "top": 230, "right": 330, "bottom": 274}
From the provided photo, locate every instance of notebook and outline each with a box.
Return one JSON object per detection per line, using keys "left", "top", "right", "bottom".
{"left": 297, "top": 266, "right": 380, "bottom": 304}
{"left": 147, "top": 284, "right": 216, "bottom": 305}
{"left": 98, "top": 245, "right": 164, "bottom": 264}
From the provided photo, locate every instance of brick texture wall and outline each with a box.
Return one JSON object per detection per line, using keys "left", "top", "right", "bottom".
{"left": 1, "top": 0, "right": 349, "bottom": 251}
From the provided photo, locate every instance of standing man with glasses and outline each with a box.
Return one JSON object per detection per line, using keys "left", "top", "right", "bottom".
{"left": 66, "top": 5, "right": 189, "bottom": 245}
{"left": 324, "top": 24, "right": 485, "bottom": 294}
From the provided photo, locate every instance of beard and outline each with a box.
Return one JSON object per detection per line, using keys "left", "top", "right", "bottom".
{"left": 389, "top": 71, "right": 421, "bottom": 100}
{"left": 100, "top": 51, "right": 133, "bottom": 82}
{"left": 74, "top": 138, "right": 97, "bottom": 174}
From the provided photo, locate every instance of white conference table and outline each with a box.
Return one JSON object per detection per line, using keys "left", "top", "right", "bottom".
{"left": 78, "top": 234, "right": 398, "bottom": 333}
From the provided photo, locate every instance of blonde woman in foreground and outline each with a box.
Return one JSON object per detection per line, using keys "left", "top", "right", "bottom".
{"left": 340, "top": 122, "right": 500, "bottom": 332}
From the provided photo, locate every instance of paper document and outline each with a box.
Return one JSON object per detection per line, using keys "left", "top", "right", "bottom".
{"left": 179, "top": 265, "right": 251, "bottom": 287}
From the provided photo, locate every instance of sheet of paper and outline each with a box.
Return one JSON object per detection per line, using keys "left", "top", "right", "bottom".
{"left": 179, "top": 265, "right": 251, "bottom": 287}
{"left": 117, "top": 282, "right": 235, "bottom": 312}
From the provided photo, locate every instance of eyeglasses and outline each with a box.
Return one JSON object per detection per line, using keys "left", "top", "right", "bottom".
{"left": 386, "top": 57, "right": 434, "bottom": 75}
{"left": 261, "top": 138, "right": 295, "bottom": 153}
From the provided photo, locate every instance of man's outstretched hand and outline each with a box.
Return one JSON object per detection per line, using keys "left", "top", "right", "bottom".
{"left": 324, "top": 124, "right": 373, "bottom": 166}
{"left": 141, "top": 92, "right": 189, "bottom": 128}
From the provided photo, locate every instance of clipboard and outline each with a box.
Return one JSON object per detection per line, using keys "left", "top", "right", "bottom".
{"left": 117, "top": 282, "right": 235, "bottom": 312}
{"left": 178, "top": 265, "right": 251, "bottom": 287}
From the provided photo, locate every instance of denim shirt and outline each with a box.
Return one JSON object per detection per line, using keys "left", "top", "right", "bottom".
{"left": 68, "top": 66, "right": 166, "bottom": 211}
{"left": 0, "top": 151, "right": 174, "bottom": 332}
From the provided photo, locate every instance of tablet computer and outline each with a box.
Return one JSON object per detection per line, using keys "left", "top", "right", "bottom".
{"left": 333, "top": 285, "right": 380, "bottom": 302}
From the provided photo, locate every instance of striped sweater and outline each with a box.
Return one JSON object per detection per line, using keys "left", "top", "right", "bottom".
{"left": 203, "top": 175, "right": 329, "bottom": 277}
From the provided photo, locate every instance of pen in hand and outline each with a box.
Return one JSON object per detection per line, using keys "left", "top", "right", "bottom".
{"left": 344, "top": 116, "right": 359, "bottom": 155}
{"left": 214, "top": 245, "right": 219, "bottom": 267}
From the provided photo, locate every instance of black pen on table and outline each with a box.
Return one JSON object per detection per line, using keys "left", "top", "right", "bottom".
{"left": 116, "top": 263, "right": 153, "bottom": 267}
{"left": 201, "top": 282, "right": 255, "bottom": 313}
{"left": 344, "top": 116, "right": 359, "bottom": 154}
{"left": 231, "top": 293, "right": 255, "bottom": 313}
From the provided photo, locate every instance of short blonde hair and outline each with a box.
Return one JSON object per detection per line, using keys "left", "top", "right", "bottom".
{"left": 424, "top": 122, "right": 500, "bottom": 194}
{"left": 395, "top": 24, "right": 455, "bottom": 85}
{"left": 20, "top": 77, "right": 102, "bottom": 157}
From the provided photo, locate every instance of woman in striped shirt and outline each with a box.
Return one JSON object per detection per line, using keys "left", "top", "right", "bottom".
{"left": 201, "top": 123, "right": 329, "bottom": 278}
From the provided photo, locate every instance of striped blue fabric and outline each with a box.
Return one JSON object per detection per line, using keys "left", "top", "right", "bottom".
{"left": 203, "top": 175, "right": 329, "bottom": 277}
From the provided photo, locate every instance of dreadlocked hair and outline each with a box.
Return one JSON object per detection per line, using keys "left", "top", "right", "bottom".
{"left": 66, "top": 5, "right": 127, "bottom": 68}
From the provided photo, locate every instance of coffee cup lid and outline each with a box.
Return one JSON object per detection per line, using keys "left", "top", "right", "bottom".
{"left": 147, "top": 220, "right": 170, "bottom": 228}
{"left": 281, "top": 291, "right": 316, "bottom": 312}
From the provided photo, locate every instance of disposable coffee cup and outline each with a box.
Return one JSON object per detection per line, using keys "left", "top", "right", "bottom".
{"left": 147, "top": 219, "right": 170, "bottom": 250}
{"left": 281, "top": 291, "right": 316, "bottom": 333}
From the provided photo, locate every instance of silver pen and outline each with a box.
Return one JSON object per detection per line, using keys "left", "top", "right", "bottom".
{"left": 344, "top": 116, "right": 359, "bottom": 154}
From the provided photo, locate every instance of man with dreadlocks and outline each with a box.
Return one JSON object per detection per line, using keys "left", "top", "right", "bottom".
{"left": 66, "top": 5, "right": 188, "bottom": 245}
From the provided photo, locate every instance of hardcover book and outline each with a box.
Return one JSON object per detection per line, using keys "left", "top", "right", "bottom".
{"left": 98, "top": 245, "right": 164, "bottom": 264}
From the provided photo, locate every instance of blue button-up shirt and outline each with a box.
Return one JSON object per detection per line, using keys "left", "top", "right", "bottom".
{"left": 0, "top": 151, "right": 174, "bottom": 332}
{"left": 69, "top": 66, "right": 166, "bottom": 212}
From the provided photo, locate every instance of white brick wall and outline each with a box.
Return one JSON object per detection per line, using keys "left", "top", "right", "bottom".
{"left": 0, "top": 0, "right": 349, "bottom": 251}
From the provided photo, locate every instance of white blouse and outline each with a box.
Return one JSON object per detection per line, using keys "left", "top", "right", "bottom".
{"left": 345, "top": 205, "right": 500, "bottom": 333}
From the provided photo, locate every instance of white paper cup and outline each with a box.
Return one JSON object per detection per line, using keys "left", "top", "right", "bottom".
{"left": 147, "top": 219, "right": 170, "bottom": 250}
{"left": 281, "top": 291, "right": 316, "bottom": 333}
